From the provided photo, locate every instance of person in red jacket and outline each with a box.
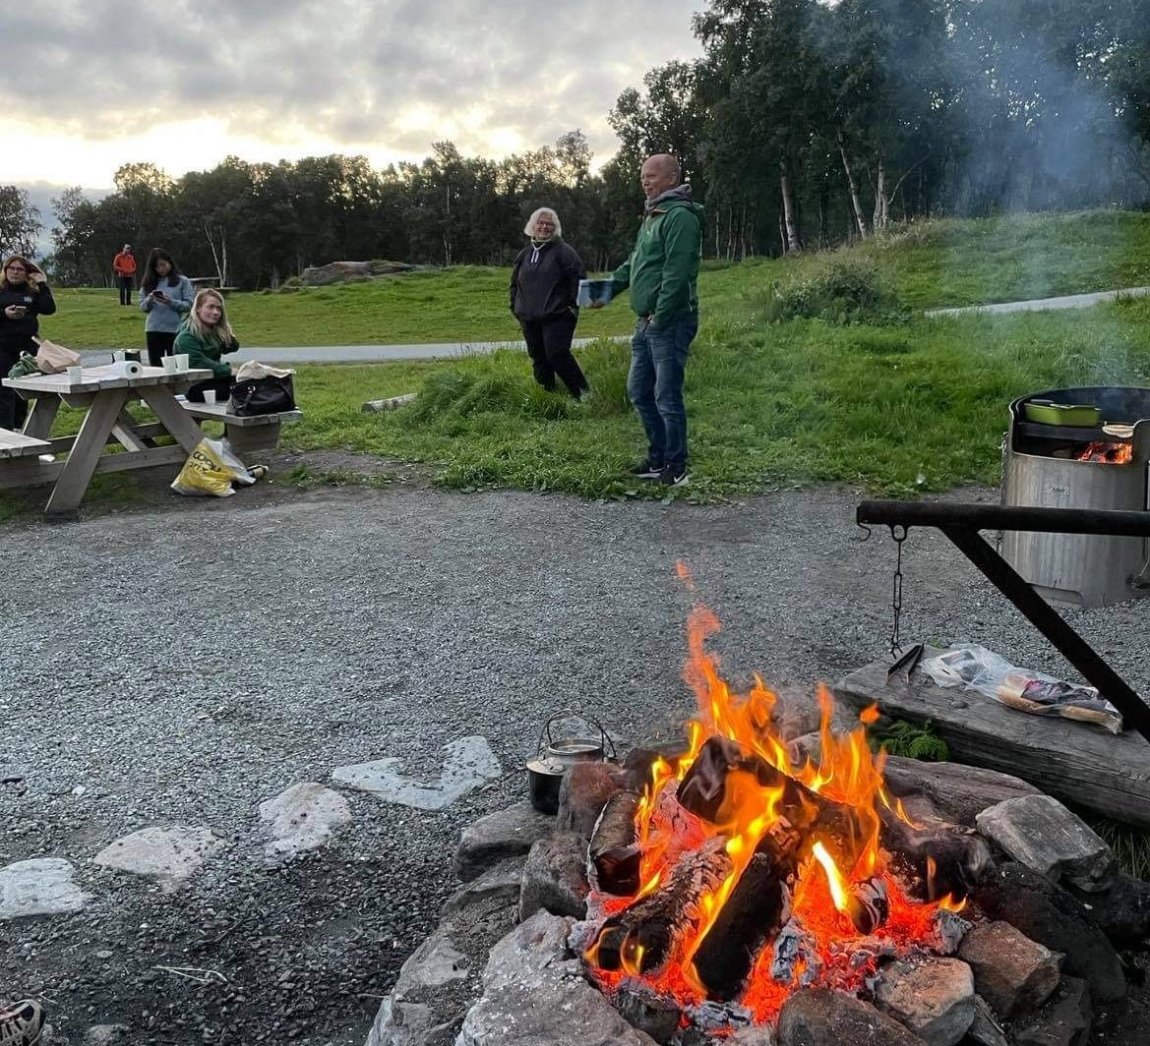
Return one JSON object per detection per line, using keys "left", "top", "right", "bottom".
{"left": 112, "top": 244, "right": 137, "bottom": 305}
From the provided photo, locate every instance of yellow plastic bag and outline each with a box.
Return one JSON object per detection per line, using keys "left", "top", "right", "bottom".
{"left": 170, "top": 439, "right": 239, "bottom": 497}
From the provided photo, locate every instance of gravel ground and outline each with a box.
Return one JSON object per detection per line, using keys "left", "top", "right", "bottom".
{"left": 2, "top": 472, "right": 1148, "bottom": 1044}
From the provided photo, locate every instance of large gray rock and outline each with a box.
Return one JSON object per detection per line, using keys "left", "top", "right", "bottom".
{"left": 0, "top": 858, "right": 88, "bottom": 919}
{"left": 775, "top": 988, "right": 925, "bottom": 1046}
{"left": 92, "top": 826, "right": 225, "bottom": 893}
{"left": 367, "top": 868, "right": 521, "bottom": 1046}
{"left": 874, "top": 958, "right": 975, "bottom": 1046}
{"left": 974, "top": 862, "right": 1126, "bottom": 1003}
{"left": 454, "top": 801, "right": 555, "bottom": 882}
{"left": 967, "top": 995, "right": 1008, "bottom": 1046}
{"left": 258, "top": 782, "right": 352, "bottom": 864}
{"left": 556, "top": 762, "right": 625, "bottom": 839}
{"left": 456, "top": 911, "right": 659, "bottom": 1046}
{"left": 975, "top": 795, "right": 1115, "bottom": 891}
{"left": 301, "top": 260, "right": 418, "bottom": 285}
{"left": 441, "top": 857, "right": 525, "bottom": 916}
{"left": 958, "top": 921, "right": 1061, "bottom": 1019}
{"left": 333, "top": 736, "right": 501, "bottom": 812}
{"left": 518, "top": 832, "right": 589, "bottom": 922}
{"left": 882, "top": 758, "right": 1041, "bottom": 828}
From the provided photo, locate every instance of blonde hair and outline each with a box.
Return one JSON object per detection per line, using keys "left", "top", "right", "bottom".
{"left": 187, "top": 289, "right": 235, "bottom": 345}
{"left": 523, "top": 207, "right": 562, "bottom": 239}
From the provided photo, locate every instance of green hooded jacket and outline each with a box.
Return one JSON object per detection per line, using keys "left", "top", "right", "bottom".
{"left": 611, "top": 188, "right": 705, "bottom": 327}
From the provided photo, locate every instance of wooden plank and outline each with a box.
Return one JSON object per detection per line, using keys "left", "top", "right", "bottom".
{"left": 91, "top": 444, "right": 187, "bottom": 475}
{"left": 180, "top": 401, "right": 302, "bottom": 427}
{"left": 0, "top": 458, "right": 61, "bottom": 489}
{"left": 4, "top": 366, "right": 213, "bottom": 396}
{"left": 111, "top": 409, "right": 154, "bottom": 453}
{"left": 834, "top": 651, "right": 1150, "bottom": 830}
{"left": 45, "top": 389, "right": 130, "bottom": 513}
{"left": 22, "top": 396, "right": 60, "bottom": 440}
{"left": 0, "top": 428, "right": 52, "bottom": 458}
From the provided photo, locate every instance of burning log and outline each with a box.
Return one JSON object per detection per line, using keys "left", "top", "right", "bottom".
{"left": 878, "top": 804, "right": 992, "bottom": 901}
{"left": 772, "top": 919, "right": 821, "bottom": 986}
{"left": 692, "top": 850, "right": 795, "bottom": 1000}
{"left": 589, "top": 791, "right": 642, "bottom": 896}
{"left": 846, "top": 876, "right": 890, "bottom": 935}
{"left": 677, "top": 736, "right": 871, "bottom": 871}
{"left": 590, "top": 838, "right": 733, "bottom": 975}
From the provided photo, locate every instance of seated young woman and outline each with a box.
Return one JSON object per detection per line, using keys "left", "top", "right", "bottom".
{"left": 174, "top": 289, "right": 239, "bottom": 404}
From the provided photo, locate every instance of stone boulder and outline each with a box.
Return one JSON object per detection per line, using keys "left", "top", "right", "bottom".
{"left": 301, "top": 260, "right": 418, "bottom": 285}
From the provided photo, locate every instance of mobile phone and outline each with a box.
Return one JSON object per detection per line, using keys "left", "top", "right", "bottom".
{"left": 10, "top": 305, "right": 27, "bottom": 317}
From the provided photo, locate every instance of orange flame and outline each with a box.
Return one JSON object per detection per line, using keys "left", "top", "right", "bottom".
{"left": 585, "top": 596, "right": 970, "bottom": 1029}
{"left": 1077, "top": 441, "right": 1134, "bottom": 464}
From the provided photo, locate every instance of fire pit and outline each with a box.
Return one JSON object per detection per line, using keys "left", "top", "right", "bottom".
{"left": 1002, "top": 386, "right": 1150, "bottom": 607}
{"left": 572, "top": 604, "right": 980, "bottom": 1038}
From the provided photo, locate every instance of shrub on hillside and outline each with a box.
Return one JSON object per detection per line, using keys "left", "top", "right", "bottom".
{"left": 758, "top": 258, "right": 906, "bottom": 325}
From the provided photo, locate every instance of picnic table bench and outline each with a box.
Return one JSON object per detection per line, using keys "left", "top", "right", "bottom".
{"left": 179, "top": 400, "right": 302, "bottom": 454}
{"left": 0, "top": 428, "right": 52, "bottom": 459}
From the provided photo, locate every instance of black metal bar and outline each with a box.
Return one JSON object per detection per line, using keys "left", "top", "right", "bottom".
{"left": 858, "top": 501, "right": 1150, "bottom": 537}
{"left": 938, "top": 527, "right": 1150, "bottom": 743}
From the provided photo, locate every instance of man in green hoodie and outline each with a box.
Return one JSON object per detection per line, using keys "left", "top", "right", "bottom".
{"left": 607, "top": 153, "right": 704, "bottom": 486}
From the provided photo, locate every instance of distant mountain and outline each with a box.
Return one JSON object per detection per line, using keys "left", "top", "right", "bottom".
{"left": 15, "top": 181, "right": 112, "bottom": 260}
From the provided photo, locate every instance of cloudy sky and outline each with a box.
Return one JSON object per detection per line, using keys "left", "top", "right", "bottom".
{"left": 2, "top": 0, "right": 705, "bottom": 193}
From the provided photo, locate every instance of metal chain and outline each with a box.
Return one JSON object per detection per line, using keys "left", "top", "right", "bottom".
{"left": 889, "top": 525, "right": 908, "bottom": 657}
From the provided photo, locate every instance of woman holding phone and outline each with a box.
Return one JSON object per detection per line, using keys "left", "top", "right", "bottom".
{"left": 0, "top": 255, "right": 56, "bottom": 430}
{"left": 139, "top": 248, "right": 195, "bottom": 367}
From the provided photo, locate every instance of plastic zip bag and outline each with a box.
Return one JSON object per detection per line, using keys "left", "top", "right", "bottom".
{"left": 922, "top": 644, "right": 1123, "bottom": 735}
{"left": 171, "top": 438, "right": 262, "bottom": 498}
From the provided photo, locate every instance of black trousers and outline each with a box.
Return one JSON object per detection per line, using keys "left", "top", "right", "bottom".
{"left": 521, "top": 312, "right": 588, "bottom": 397}
{"left": 118, "top": 276, "right": 134, "bottom": 305}
{"left": 0, "top": 343, "right": 30, "bottom": 430}
{"left": 145, "top": 330, "right": 177, "bottom": 368}
{"left": 186, "top": 375, "right": 234, "bottom": 404}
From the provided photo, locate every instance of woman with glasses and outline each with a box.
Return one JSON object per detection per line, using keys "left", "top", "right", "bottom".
{"left": 0, "top": 255, "right": 56, "bottom": 431}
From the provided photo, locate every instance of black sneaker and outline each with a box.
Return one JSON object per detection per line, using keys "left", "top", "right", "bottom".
{"left": 629, "top": 458, "right": 664, "bottom": 479}
{"left": 659, "top": 463, "right": 690, "bottom": 486}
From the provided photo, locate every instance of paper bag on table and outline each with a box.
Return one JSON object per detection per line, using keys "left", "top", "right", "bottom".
{"left": 33, "top": 336, "right": 82, "bottom": 375}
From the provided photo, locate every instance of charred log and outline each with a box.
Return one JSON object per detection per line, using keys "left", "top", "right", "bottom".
{"left": 846, "top": 877, "right": 889, "bottom": 935}
{"left": 692, "top": 850, "right": 793, "bottom": 1000}
{"left": 589, "top": 791, "right": 642, "bottom": 896}
{"left": 676, "top": 736, "right": 871, "bottom": 871}
{"left": 591, "top": 838, "right": 734, "bottom": 975}
{"left": 878, "top": 803, "right": 992, "bottom": 901}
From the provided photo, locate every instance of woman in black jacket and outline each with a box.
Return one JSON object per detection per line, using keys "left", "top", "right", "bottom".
{"left": 509, "top": 208, "right": 590, "bottom": 398}
{"left": 0, "top": 255, "right": 56, "bottom": 430}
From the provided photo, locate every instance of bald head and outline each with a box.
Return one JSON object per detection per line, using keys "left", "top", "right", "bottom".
{"left": 640, "top": 154, "right": 681, "bottom": 201}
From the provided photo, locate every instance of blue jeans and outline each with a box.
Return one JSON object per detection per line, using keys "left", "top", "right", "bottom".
{"left": 627, "top": 311, "right": 698, "bottom": 469}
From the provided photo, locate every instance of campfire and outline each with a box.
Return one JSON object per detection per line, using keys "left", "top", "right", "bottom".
{"left": 577, "top": 603, "right": 976, "bottom": 1036}
{"left": 1075, "top": 441, "right": 1134, "bottom": 464}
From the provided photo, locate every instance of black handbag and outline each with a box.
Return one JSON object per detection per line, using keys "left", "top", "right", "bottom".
{"left": 229, "top": 374, "right": 296, "bottom": 416}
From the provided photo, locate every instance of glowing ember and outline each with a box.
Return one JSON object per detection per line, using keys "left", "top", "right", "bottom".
{"left": 1076, "top": 441, "right": 1134, "bottom": 464}
{"left": 584, "top": 598, "right": 965, "bottom": 1031}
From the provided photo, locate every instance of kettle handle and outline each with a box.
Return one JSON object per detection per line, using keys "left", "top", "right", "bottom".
{"left": 536, "top": 709, "right": 616, "bottom": 760}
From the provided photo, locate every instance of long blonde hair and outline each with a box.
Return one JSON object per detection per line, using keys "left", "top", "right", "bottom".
{"left": 186, "top": 289, "right": 235, "bottom": 344}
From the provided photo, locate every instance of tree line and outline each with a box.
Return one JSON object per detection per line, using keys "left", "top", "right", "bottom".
{"left": 2, "top": 0, "right": 1147, "bottom": 288}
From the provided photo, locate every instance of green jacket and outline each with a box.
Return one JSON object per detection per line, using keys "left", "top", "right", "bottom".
{"left": 611, "top": 189, "right": 704, "bottom": 326}
{"left": 173, "top": 322, "right": 239, "bottom": 379}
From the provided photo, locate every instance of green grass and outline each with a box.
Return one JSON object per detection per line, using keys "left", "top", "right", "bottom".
{"left": 7, "top": 209, "right": 1150, "bottom": 515}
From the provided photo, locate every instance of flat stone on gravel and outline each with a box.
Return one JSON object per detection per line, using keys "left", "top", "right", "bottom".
{"left": 975, "top": 795, "right": 1116, "bottom": 891}
{"left": 1013, "top": 976, "right": 1092, "bottom": 1046}
{"left": 442, "top": 856, "right": 527, "bottom": 916}
{"left": 332, "top": 735, "right": 501, "bottom": 811}
{"left": 92, "top": 826, "right": 225, "bottom": 893}
{"left": 874, "top": 958, "right": 976, "bottom": 1046}
{"left": 0, "top": 857, "right": 88, "bottom": 919}
{"left": 456, "top": 910, "right": 659, "bottom": 1046}
{"left": 258, "top": 781, "right": 352, "bottom": 864}
{"left": 454, "top": 801, "right": 555, "bottom": 882}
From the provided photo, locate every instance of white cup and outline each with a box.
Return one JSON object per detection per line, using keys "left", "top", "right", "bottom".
{"left": 175, "top": 353, "right": 190, "bottom": 372}
{"left": 162, "top": 356, "right": 178, "bottom": 374}
{"left": 204, "top": 390, "right": 217, "bottom": 405}
{"left": 66, "top": 365, "right": 84, "bottom": 383}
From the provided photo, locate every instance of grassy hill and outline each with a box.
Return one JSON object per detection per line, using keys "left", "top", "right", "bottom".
{"left": 7, "top": 209, "right": 1150, "bottom": 514}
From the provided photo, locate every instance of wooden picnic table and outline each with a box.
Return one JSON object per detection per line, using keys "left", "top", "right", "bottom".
{"left": 1, "top": 364, "right": 212, "bottom": 513}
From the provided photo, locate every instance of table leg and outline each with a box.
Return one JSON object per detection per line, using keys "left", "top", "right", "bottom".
{"left": 140, "top": 387, "right": 209, "bottom": 453}
{"left": 45, "top": 389, "right": 130, "bottom": 514}
{"left": 22, "top": 397, "right": 60, "bottom": 440}
{"left": 112, "top": 409, "right": 154, "bottom": 452}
